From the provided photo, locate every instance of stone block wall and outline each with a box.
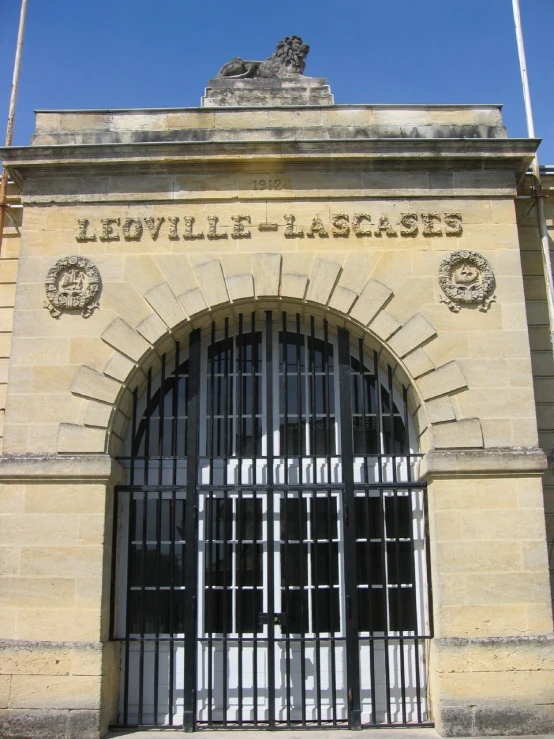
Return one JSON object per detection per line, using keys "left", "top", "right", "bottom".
{"left": 0, "top": 181, "right": 20, "bottom": 453}
{"left": 0, "top": 105, "right": 552, "bottom": 737}
{"left": 0, "top": 457, "right": 120, "bottom": 737}
{"left": 1, "top": 178, "right": 543, "bottom": 458}
{"left": 518, "top": 172, "right": 554, "bottom": 614}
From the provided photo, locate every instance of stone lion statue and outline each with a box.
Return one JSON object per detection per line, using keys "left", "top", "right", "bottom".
{"left": 216, "top": 36, "right": 310, "bottom": 79}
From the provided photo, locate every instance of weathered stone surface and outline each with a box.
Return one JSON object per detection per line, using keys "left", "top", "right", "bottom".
{"left": 0, "top": 709, "right": 69, "bottom": 739}
{"left": 306, "top": 259, "right": 341, "bottom": 305}
{"left": 10, "top": 674, "right": 101, "bottom": 710}
{"left": 178, "top": 288, "right": 208, "bottom": 317}
{"left": 0, "top": 675, "right": 10, "bottom": 708}
{"left": 368, "top": 311, "right": 400, "bottom": 341}
{"left": 328, "top": 285, "right": 357, "bottom": 314}
{"left": 144, "top": 282, "right": 187, "bottom": 329}
{"left": 426, "top": 396, "right": 456, "bottom": 424}
{"left": 194, "top": 261, "right": 228, "bottom": 307}
{"left": 29, "top": 105, "right": 508, "bottom": 145}
{"left": 433, "top": 418, "right": 484, "bottom": 449}
{"left": 203, "top": 76, "right": 333, "bottom": 107}
{"left": 440, "top": 705, "right": 475, "bottom": 737}
{"left": 253, "top": 253, "right": 281, "bottom": 297}
{"left": 69, "top": 709, "right": 100, "bottom": 739}
{"left": 57, "top": 424, "right": 106, "bottom": 454}
{"left": 102, "top": 353, "right": 134, "bottom": 384}
{"left": 71, "top": 366, "right": 120, "bottom": 405}
{"left": 226, "top": 274, "right": 254, "bottom": 301}
{"left": 101, "top": 318, "right": 150, "bottom": 362}
{"left": 418, "top": 361, "right": 467, "bottom": 401}
{"left": 403, "top": 348, "right": 434, "bottom": 379}
{"left": 280, "top": 273, "right": 307, "bottom": 299}
{"left": 473, "top": 704, "right": 554, "bottom": 736}
{"left": 389, "top": 313, "right": 437, "bottom": 358}
{"left": 349, "top": 279, "right": 392, "bottom": 326}
{"left": 0, "top": 454, "right": 122, "bottom": 481}
{"left": 420, "top": 447, "right": 547, "bottom": 478}
{"left": 135, "top": 313, "right": 168, "bottom": 346}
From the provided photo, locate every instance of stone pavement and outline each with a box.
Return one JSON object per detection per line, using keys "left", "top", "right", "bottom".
{"left": 106, "top": 731, "right": 441, "bottom": 739}
{"left": 105, "top": 730, "right": 553, "bottom": 739}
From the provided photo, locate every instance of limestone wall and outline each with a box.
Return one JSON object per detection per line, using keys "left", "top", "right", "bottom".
{"left": 518, "top": 171, "right": 554, "bottom": 614}
{"left": 2, "top": 175, "right": 541, "bottom": 457}
{"left": 0, "top": 181, "right": 20, "bottom": 453}
{"left": 30, "top": 104, "right": 508, "bottom": 146}
{"left": 0, "top": 455, "right": 121, "bottom": 736}
{"left": 0, "top": 105, "right": 552, "bottom": 737}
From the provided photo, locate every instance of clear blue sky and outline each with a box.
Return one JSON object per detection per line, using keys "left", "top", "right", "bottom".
{"left": 1, "top": 0, "right": 553, "bottom": 161}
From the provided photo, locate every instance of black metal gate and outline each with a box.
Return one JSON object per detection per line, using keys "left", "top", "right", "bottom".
{"left": 110, "top": 310, "right": 432, "bottom": 730}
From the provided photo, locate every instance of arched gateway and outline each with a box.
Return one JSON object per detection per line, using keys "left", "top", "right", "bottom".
{"left": 110, "top": 309, "right": 432, "bottom": 730}
{"left": 3, "top": 35, "right": 553, "bottom": 739}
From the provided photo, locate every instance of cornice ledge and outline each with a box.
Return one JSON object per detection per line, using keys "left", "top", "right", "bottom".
{"left": 0, "top": 639, "right": 103, "bottom": 650}
{"left": 0, "top": 453, "right": 125, "bottom": 482}
{"left": 0, "top": 137, "right": 540, "bottom": 166}
{"left": 419, "top": 446, "right": 547, "bottom": 480}
{"left": 432, "top": 634, "right": 554, "bottom": 648}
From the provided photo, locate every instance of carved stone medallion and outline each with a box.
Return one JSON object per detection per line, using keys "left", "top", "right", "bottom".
{"left": 438, "top": 250, "right": 496, "bottom": 312}
{"left": 44, "top": 256, "right": 101, "bottom": 318}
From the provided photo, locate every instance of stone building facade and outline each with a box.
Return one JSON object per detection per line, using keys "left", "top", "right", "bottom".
{"left": 0, "top": 73, "right": 553, "bottom": 738}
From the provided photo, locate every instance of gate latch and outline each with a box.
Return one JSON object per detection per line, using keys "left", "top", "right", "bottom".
{"left": 258, "top": 613, "right": 288, "bottom": 626}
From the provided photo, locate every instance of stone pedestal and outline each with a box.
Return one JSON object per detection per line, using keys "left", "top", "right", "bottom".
{"left": 202, "top": 76, "right": 334, "bottom": 107}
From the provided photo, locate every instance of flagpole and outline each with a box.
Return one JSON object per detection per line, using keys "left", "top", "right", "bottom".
{"left": 0, "top": 0, "right": 29, "bottom": 256}
{"left": 511, "top": 0, "right": 554, "bottom": 351}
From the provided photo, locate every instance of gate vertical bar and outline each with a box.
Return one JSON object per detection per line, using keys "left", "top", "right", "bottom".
{"left": 338, "top": 327, "right": 361, "bottom": 730}
{"left": 265, "top": 310, "right": 276, "bottom": 729}
{"left": 296, "top": 313, "right": 307, "bottom": 725}
{"left": 183, "top": 328, "right": 201, "bottom": 732}
{"left": 222, "top": 318, "right": 230, "bottom": 727}
{"left": 282, "top": 312, "right": 292, "bottom": 725}
{"left": 251, "top": 312, "right": 259, "bottom": 723}
{"left": 168, "top": 341, "right": 180, "bottom": 725}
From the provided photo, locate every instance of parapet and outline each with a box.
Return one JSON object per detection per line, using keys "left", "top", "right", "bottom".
{"left": 30, "top": 104, "right": 508, "bottom": 147}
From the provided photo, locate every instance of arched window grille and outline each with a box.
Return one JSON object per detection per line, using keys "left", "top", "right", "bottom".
{"left": 110, "top": 310, "right": 432, "bottom": 731}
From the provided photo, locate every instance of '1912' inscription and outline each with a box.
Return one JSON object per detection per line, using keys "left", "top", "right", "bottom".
{"left": 76, "top": 212, "right": 463, "bottom": 242}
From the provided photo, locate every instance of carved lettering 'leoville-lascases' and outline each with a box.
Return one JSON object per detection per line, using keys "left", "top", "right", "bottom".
{"left": 76, "top": 212, "right": 463, "bottom": 242}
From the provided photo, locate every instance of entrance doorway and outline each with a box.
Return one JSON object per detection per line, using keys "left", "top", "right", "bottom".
{"left": 110, "top": 310, "right": 432, "bottom": 730}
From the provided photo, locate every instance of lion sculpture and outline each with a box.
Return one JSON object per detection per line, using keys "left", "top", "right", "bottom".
{"left": 215, "top": 36, "right": 310, "bottom": 79}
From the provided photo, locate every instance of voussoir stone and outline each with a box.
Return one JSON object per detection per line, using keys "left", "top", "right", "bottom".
{"left": 144, "top": 282, "right": 187, "bottom": 329}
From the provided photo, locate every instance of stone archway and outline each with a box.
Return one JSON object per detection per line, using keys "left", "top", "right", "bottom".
{"left": 60, "top": 255, "right": 482, "bottom": 457}
{"left": 106, "top": 305, "right": 434, "bottom": 729}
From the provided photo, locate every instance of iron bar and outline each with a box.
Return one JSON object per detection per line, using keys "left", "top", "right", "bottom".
{"left": 265, "top": 310, "right": 276, "bottom": 729}
{"left": 338, "top": 326, "right": 361, "bottom": 730}
{"left": 109, "top": 488, "right": 119, "bottom": 642}
{"left": 327, "top": 488, "right": 338, "bottom": 725}
{"left": 183, "top": 329, "right": 201, "bottom": 732}
{"left": 110, "top": 313, "right": 432, "bottom": 730}
{"left": 311, "top": 488, "right": 322, "bottom": 724}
